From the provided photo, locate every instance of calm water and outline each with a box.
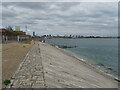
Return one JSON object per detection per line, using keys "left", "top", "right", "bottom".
{"left": 46, "top": 38, "right": 118, "bottom": 77}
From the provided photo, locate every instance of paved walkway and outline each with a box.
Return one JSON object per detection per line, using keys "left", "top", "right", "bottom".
{"left": 9, "top": 42, "right": 118, "bottom": 88}
{"left": 10, "top": 42, "right": 46, "bottom": 88}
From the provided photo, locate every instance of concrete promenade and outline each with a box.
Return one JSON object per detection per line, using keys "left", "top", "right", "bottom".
{"left": 9, "top": 41, "right": 118, "bottom": 88}
{"left": 10, "top": 42, "right": 45, "bottom": 88}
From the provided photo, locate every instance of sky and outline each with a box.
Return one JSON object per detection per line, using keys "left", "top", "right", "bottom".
{"left": 1, "top": 2, "right": 118, "bottom": 36}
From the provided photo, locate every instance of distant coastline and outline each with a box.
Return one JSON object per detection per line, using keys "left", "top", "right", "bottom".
{"left": 40, "top": 35, "right": 119, "bottom": 39}
{"left": 48, "top": 37, "right": 119, "bottom": 39}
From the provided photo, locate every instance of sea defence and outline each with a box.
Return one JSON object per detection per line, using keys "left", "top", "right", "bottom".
{"left": 2, "top": 41, "right": 34, "bottom": 88}
{"left": 8, "top": 41, "right": 118, "bottom": 88}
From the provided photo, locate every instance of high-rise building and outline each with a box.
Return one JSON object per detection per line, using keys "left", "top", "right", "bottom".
{"left": 33, "top": 32, "right": 35, "bottom": 36}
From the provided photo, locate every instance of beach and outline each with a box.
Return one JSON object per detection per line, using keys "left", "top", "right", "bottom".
{"left": 2, "top": 41, "right": 34, "bottom": 88}
{"left": 7, "top": 41, "right": 118, "bottom": 88}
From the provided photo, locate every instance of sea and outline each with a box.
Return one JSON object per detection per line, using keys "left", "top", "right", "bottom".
{"left": 45, "top": 38, "right": 118, "bottom": 78}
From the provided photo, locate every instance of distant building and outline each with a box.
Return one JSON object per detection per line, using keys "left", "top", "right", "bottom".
{"left": 33, "top": 32, "right": 35, "bottom": 36}
{"left": 0, "top": 28, "right": 13, "bottom": 36}
{"left": 25, "top": 30, "right": 29, "bottom": 35}
{"left": 15, "top": 26, "right": 20, "bottom": 31}
{"left": 13, "top": 31, "right": 26, "bottom": 36}
{"left": 0, "top": 28, "right": 26, "bottom": 36}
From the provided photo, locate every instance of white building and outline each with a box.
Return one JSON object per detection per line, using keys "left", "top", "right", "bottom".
{"left": 15, "top": 26, "right": 20, "bottom": 31}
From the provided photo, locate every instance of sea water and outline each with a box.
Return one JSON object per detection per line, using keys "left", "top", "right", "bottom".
{"left": 46, "top": 38, "right": 118, "bottom": 78}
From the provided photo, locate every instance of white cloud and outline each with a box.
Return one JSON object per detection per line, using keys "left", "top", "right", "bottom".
{"left": 1, "top": 2, "right": 118, "bottom": 36}
{"left": 2, "top": 0, "right": 119, "bottom": 2}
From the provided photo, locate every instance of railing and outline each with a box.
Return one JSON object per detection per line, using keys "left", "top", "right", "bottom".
{"left": 2, "top": 35, "right": 32, "bottom": 43}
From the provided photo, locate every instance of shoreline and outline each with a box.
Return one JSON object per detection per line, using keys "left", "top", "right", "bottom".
{"left": 8, "top": 41, "right": 118, "bottom": 88}
{"left": 46, "top": 42, "right": 119, "bottom": 82}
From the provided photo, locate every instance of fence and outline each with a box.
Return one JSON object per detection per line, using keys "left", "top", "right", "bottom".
{"left": 2, "top": 35, "right": 31, "bottom": 43}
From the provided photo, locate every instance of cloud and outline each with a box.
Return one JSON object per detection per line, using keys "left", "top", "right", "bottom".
{"left": 1, "top": 2, "right": 118, "bottom": 36}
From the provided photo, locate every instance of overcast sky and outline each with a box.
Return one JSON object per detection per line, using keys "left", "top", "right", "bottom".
{"left": 1, "top": 2, "right": 118, "bottom": 36}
